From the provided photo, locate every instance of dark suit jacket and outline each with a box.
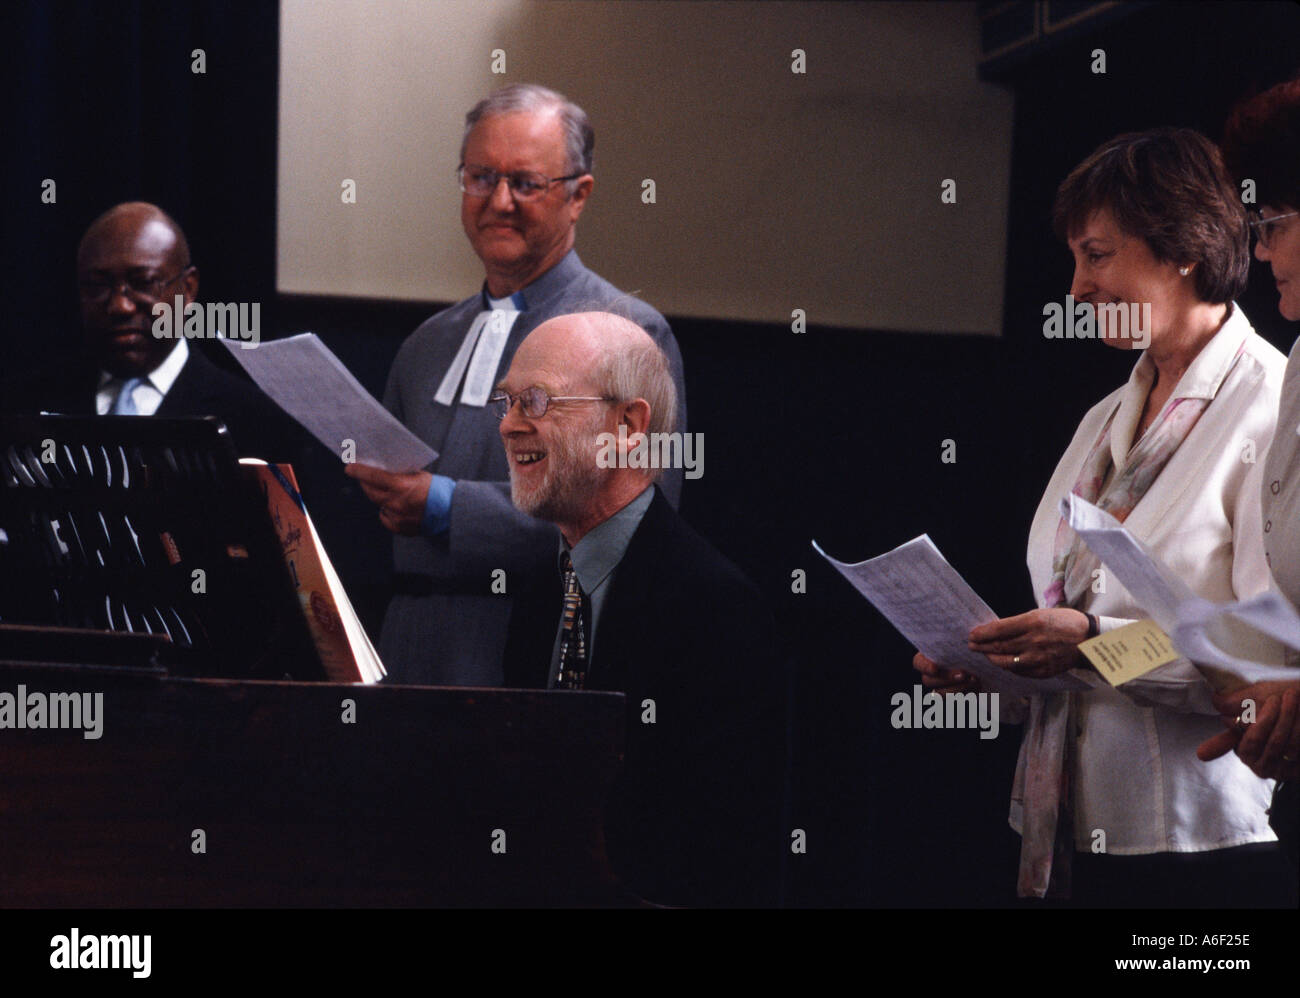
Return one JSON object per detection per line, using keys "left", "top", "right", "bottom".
{"left": 504, "top": 487, "right": 786, "bottom": 907}
{"left": 2, "top": 343, "right": 308, "bottom": 465}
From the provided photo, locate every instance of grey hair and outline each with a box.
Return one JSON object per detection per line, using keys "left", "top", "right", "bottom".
{"left": 594, "top": 322, "right": 678, "bottom": 440}
{"left": 461, "top": 84, "right": 594, "bottom": 192}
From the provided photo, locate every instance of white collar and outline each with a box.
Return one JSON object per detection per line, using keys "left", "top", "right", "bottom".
{"left": 98, "top": 337, "right": 189, "bottom": 394}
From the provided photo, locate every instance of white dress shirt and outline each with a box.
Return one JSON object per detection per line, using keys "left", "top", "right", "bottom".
{"left": 95, "top": 339, "right": 189, "bottom": 416}
{"left": 1015, "top": 304, "right": 1286, "bottom": 854}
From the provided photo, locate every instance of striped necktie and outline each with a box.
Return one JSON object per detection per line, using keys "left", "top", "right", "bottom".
{"left": 556, "top": 550, "right": 588, "bottom": 690}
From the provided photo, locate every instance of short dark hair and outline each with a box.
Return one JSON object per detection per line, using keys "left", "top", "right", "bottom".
{"left": 1052, "top": 128, "right": 1248, "bottom": 304}
{"left": 1222, "top": 76, "right": 1300, "bottom": 213}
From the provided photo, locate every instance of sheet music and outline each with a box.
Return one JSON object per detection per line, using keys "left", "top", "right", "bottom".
{"left": 218, "top": 334, "right": 436, "bottom": 473}
{"left": 1172, "top": 593, "right": 1300, "bottom": 685}
{"left": 1061, "top": 494, "right": 1192, "bottom": 633}
{"left": 1065, "top": 494, "right": 1300, "bottom": 686}
{"left": 813, "top": 536, "right": 1087, "bottom": 696}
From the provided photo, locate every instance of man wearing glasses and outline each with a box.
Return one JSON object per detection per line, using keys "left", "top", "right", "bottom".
{"left": 3, "top": 201, "right": 298, "bottom": 463}
{"left": 495, "top": 312, "right": 780, "bottom": 906}
{"left": 347, "top": 84, "right": 685, "bottom": 687}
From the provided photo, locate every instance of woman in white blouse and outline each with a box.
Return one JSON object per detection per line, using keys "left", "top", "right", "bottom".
{"left": 914, "top": 128, "right": 1294, "bottom": 906}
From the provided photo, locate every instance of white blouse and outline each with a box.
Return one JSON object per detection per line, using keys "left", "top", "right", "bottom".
{"left": 1015, "top": 305, "right": 1287, "bottom": 854}
{"left": 1261, "top": 335, "right": 1300, "bottom": 625}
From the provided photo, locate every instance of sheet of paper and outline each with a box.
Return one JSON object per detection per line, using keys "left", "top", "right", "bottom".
{"left": 218, "top": 334, "right": 437, "bottom": 472}
{"left": 1065, "top": 493, "right": 1300, "bottom": 689}
{"left": 1079, "top": 620, "right": 1179, "bottom": 686}
{"left": 1061, "top": 494, "right": 1192, "bottom": 633}
{"left": 813, "top": 536, "right": 1087, "bottom": 696}
{"left": 1172, "top": 592, "right": 1300, "bottom": 688}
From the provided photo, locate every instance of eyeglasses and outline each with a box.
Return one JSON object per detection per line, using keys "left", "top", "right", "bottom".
{"left": 78, "top": 265, "right": 194, "bottom": 303}
{"left": 1249, "top": 209, "right": 1299, "bottom": 249}
{"left": 490, "top": 386, "right": 614, "bottom": 420}
{"left": 458, "top": 164, "right": 583, "bottom": 202}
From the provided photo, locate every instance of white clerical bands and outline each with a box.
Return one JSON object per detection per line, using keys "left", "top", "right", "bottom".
{"left": 433, "top": 309, "right": 521, "bottom": 408}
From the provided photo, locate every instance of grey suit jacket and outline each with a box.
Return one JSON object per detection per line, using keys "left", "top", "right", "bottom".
{"left": 379, "top": 250, "right": 686, "bottom": 685}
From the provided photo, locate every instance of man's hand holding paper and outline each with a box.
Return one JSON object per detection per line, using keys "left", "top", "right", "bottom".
{"left": 345, "top": 464, "right": 434, "bottom": 537}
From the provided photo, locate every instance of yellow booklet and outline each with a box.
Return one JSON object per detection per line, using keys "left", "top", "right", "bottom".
{"left": 1078, "top": 619, "right": 1179, "bottom": 687}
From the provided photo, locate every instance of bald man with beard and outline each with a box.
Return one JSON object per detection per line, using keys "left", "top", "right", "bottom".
{"left": 3, "top": 201, "right": 301, "bottom": 464}
{"left": 498, "top": 312, "right": 784, "bottom": 907}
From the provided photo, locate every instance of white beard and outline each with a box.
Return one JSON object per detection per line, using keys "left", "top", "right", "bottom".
{"left": 509, "top": 409, "right": 609, "bottom": 523}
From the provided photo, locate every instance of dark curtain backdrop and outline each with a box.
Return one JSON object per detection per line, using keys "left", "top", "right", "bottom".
{"left": 2, "top": 0, "right": 279, "bottom": 375}
{"left": 4, "top": 0, "right": 1300, "bottom": 909}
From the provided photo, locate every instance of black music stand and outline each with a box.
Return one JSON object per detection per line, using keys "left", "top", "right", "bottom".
{"left": 0, "top": 414, "right": 324, "bottom": 679}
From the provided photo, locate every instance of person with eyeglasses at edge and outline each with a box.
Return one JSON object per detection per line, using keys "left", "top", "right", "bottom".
{"left": 1, "top": 201, "right": 302, "bottom": 465}
{"left": 1198, "top": 76, "right": 1300, "bottom": 872}
{"left": 346, "top": 84, "right": 686, "bottom": 687}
